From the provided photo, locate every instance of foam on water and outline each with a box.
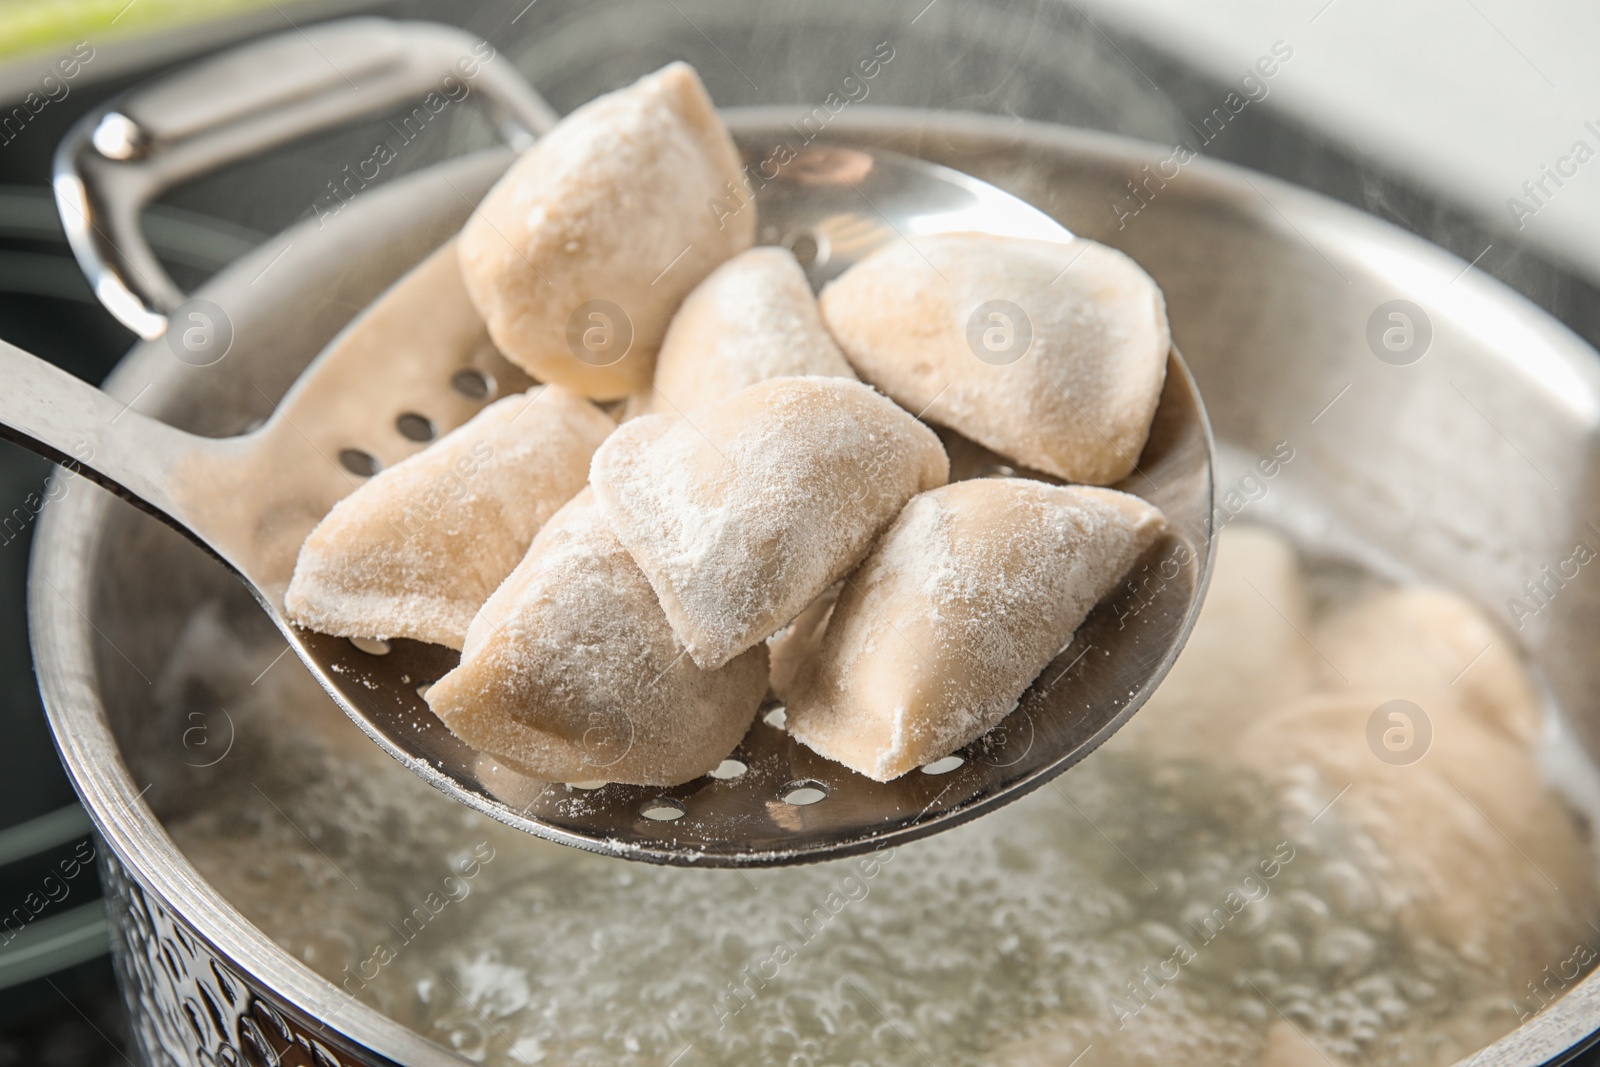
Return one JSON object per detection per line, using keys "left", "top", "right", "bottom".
{"left": 156, "top": 533, "right": 1598, "bottom": 1067}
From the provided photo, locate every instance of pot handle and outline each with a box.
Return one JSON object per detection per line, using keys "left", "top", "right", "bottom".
{"left": 53, "top": 18, "right": 556, "bottom": 341}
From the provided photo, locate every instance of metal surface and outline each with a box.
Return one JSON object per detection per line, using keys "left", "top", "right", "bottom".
{"left": 28, "top": 109, "right": 1600, "bottom": 1067}
{"left": 9, "top": 119, "right": 1219, "bottom": 867}
{"left": 51, "top": 17, "right": 557, "bottom": 340}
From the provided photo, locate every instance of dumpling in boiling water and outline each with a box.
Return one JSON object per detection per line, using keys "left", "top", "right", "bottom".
{"left": 786, "top": 478, "right": 1167, "bottom": 781}
{"left": 1235, "top": 691, "right": 1596, "bottom": 988}
{"left": 284, "top": 385, "right": 613, "bottom": 650}
{"left": 1235, "top": 578, "right": 1596, "bottom": 989}
{"left": 1114, "top": 524, "right": 1316, "bottom": 763}
{"left": 1313, "top": 585, "right": 1540, "bottom": 745}
{"left": 457, "top": 62, "right": 753, "bottom": 400}
{"left": 649, "top": 246, "right": 857, "bottom": 413}
{"left": 820, "top": 233, "right": 1169, "bottom": 485}
{"left": 590, "top": 376, "right": 949, "bottom": 670}
{"left": 425, "top": 490, "right": 769, "bottom": 786}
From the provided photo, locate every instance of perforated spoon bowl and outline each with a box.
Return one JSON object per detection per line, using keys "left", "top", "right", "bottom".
{"left": 3, "top": 139, "right": 1213, "bottom": 867}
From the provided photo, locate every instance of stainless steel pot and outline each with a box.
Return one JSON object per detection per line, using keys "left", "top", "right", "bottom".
{"left": 24, "top": 21, "right": 1600, "bottom": 1067}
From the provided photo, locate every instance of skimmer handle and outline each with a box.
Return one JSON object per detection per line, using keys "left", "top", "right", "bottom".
{"left": 0, "top": 338, "right": 198, "bottom": 529}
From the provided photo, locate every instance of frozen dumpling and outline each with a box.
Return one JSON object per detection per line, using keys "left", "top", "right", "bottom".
{"left": 425, "top": 490, "right": 768, "bottom": 786}
{"left": 285, "top": 385, "right": 613, "bottom": 649}
{"left": 649, "top": 246, "right": 857, "bottom": 413}
{"left": 457, "top": 62, "right": 753, "bottom": 400}
{"left": 787, "top": 478, "right": 1167, "bottom": 781}
{"left": 820, "top": 233, "right": 1169, "bottom": 484}
{"left": 590, "top": 376, "right": 949, "bottom": 669}
{"left": 766, "top": 583, "right": 840, "bottom": 701}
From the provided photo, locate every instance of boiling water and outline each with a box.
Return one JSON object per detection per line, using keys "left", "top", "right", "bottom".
{"left": 153, "top": 531, "right": 1600, "bottom": 1067}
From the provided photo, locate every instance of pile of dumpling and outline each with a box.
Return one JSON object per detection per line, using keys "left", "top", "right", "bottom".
{"left": 283, "top": 62, "right": 1174, "bottom": 787}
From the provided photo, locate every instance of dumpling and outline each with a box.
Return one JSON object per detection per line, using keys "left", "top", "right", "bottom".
{"left": 1113, "top": 524, "right": 1316, "bottom": 762}
{"left": 1312, "top": 585, "right": 1540, "bottom": 745}
{"left": 786, "top": 478, "right": 1167, "bottom": 781}
{"left": 457, "top": 62, "right": 753, "bottom": 400}
{"left": 1232, "top": 573, "right": 1593, "bottom": 986}
{"left": 819, "top": 233, "right": 1169, "bottom": 484}
{"left": 590, "top": 376, "right": 949, "bottom": 670}
{"left": 284, "top": 385, "right": 613, "bottom": 649}
{"left": 766, "top": 583, "right": 840, "bottom": 701}
{"left": 425, "top": 489, "right": 769, "bottom": 786}
{"left": 649, "top": 246, "right": 857, "bottom": 413}
{"left": 1235, "top": 691, "right": 1595, "bottom": 986}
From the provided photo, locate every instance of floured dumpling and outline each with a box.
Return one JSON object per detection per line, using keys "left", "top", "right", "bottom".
{"left": 766, "top": 583, "right": 839, "bottom": 701}
{"left": 285, "top": 385, "right": 614, "bottom": 649}
{"left": 590, "top": 376, "right": 949, "bottom": 670}
{"left": 820, "top": 233, "right": 1169, "bottom": 484}
{"left": 649, "top": 246, "right": 857, "bottom": 413}
{"left": 457, "top": 62, "right": 753, "bottom": 400}
{"left": 787, "top": 478, "right": 1167, "bottom": 781}
{"left": 425, "top": 490, "right": 768, "bottom": 786}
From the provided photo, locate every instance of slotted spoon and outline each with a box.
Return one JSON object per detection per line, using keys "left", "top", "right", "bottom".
{"left": 3, "top": 138, "right": 1213, "bottom": 867}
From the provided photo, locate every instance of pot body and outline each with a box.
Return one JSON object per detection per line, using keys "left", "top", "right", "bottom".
{"left": 29, "top": 112, "right": 1600, "bottom": 1066}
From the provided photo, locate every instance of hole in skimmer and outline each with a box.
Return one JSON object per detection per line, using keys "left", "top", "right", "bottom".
{"left": 339, "top": 449, "right": 380, "bottom": 477}
{"left": 396, "top": 412, "right": 436, "bottom": 442}
{"left": 781, "top": 781, "right": 828, "bottom": 806}
{"left": 451, "top": 368, "right": 493, "bottom": 400}
{"left": 708, "top": 759, "right": 748, "bottom": 780}
{"left": 641, "top": 799, "right": 686, "bottom": 821}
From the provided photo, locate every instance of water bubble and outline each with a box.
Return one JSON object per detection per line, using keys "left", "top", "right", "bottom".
{"left": 1237, "top": 996, "right": 1271, "bottom": 1023}
{"left": 1312, "top": 927, "right": 1376, "bottom": 979}
{"left": 1318, "top": 861, "right": 1374, "bottom": 914}
{"left": 1261, "top": 931, "right": 1304, "bottom": 971}
{"left": 1285, "top": 889, "right": 1332, "bottom": 929}
{"left": 1140, "top": 922, "right": 1184, "bottom": 948}
{"left": 1375, "top": 995, "right": 1410, "bottom": 1026}
{"left": 1353, "top": 975, "right": 1397, "bottom": 1001}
